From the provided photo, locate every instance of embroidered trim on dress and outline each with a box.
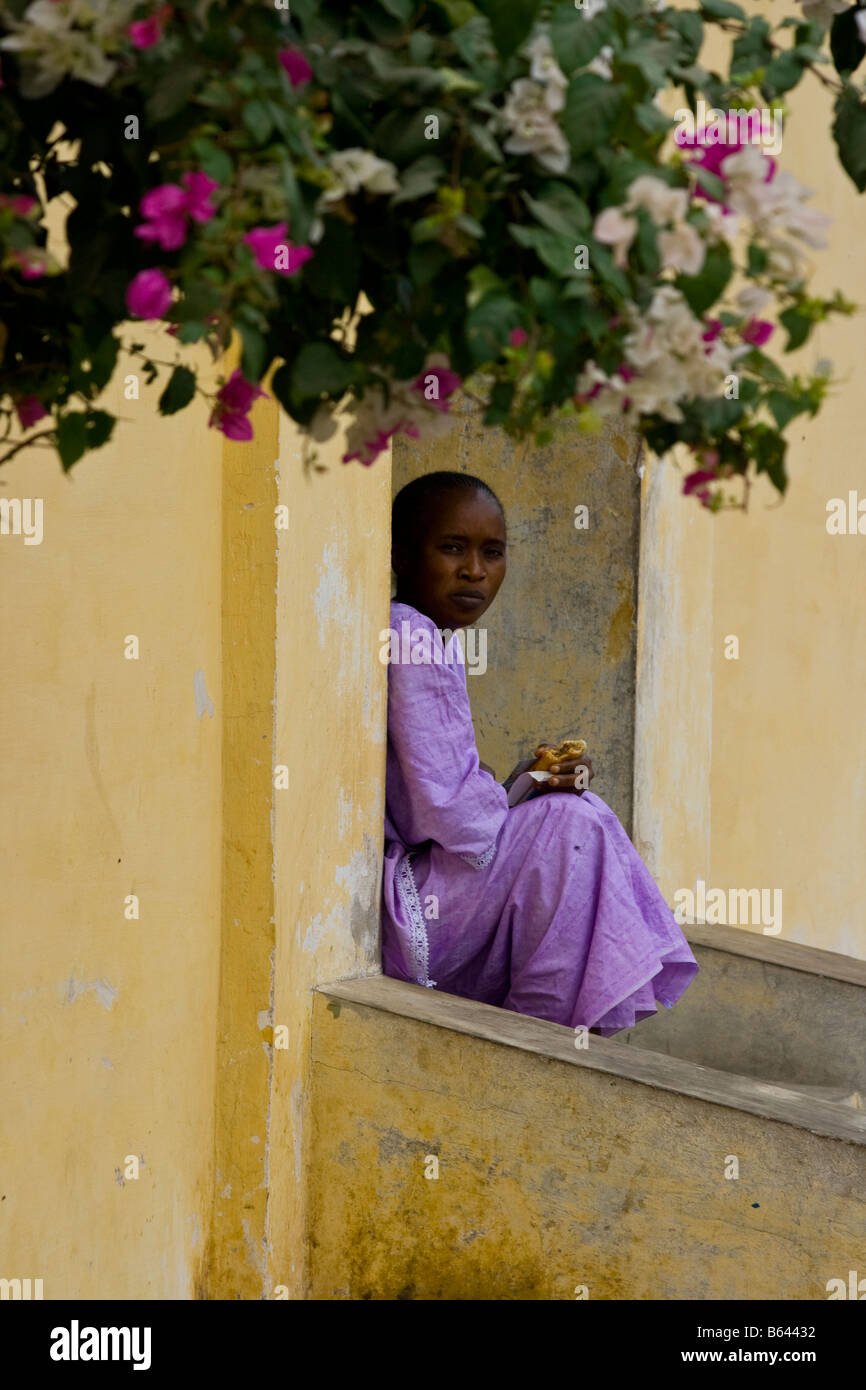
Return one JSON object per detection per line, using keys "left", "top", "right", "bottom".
{"left": 395, "top": 851, "right": 436, "bottom": 988}
{"left": 459, "top": 842, "right": 498, "bottom": 871}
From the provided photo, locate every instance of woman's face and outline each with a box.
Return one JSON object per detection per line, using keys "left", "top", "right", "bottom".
{"left": 394, "top": 488, "right": 507, "bottom": 629}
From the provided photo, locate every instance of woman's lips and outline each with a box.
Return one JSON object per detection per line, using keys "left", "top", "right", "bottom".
{"left": 451, "top": 592, "right": 486, "bottom": 609}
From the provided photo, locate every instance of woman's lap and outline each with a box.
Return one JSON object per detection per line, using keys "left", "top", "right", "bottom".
{"left": 400, "top": 791, "right": 697, "bottom": 1032}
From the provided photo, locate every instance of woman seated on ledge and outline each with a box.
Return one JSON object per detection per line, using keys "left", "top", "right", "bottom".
{"left": 381, "top": 469, "right": 698, "bottom": 1037}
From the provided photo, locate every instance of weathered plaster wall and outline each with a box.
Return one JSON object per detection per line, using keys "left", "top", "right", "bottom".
{"left": 266, "top": 416, "right": 390, "bottom": 1297}
{"left": 0, "top": 337, "right": 222, "bottom": 1298}
{"left": 393, "top": 405, "right": 641, "bottom": 829}
{"left": 309, "top": 987, "right": 864, "bottom": 1300}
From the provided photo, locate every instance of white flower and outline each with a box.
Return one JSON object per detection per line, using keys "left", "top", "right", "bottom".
{"left": 737, "top": 284, "right": 772, "bottom": 317}
{"left": 0, "top": 0, "right": 136, "bottom": 97}
{"left": 501, "top": 78, "right": 570, "bottom": 173}
{"left": 797, "top": 0, "right": 849, "bottom": 30}
{"left": 318, "top": 149, "right": 400, "bottom": 205}
{"left": 626, "top": 175, "right": 689, "bottom": 225}
{"left": 586, "top": 45, "right": 614, "bottom": 80}
{"left": 701, "top": 201, "right": 740, "bottom": 245}
{"left": 658, "top": 223, "right": 705, "bottom": 275}
{"left": 525, "top": 33, "right": 567, "bottom": 112}
{"left": 593, "top": 206, "right": 637, "bottom": 267}
{"left": 575, "top": 0, "right": 607, "bottom": 18}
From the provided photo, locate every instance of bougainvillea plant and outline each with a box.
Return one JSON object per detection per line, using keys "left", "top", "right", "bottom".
{"left": 0, "top": 0, "right": 865, "bottom": 509}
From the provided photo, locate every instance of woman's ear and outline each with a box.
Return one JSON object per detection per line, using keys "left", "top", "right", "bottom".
{"left": 391, "top": 542, "right": 408, "bottom": 578}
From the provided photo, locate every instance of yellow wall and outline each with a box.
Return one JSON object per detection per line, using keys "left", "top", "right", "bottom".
{"left": 0, "top": 338, "right": 223, "bottom": 1297}
{"left": 637, "top": 0, "right": 866, "bottom": 962}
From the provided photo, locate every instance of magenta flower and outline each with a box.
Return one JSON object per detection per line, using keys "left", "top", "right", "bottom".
{"left": 0, "top": 192, "right": 37, "bottom": 216}
{"left": 411, "top": 362, "right": 461, "bottom": 411}
{"left": 15, "top": 395, "right": 47, "bottom": 430}
{"left": 181, "top": 171, "right": 218, "bottom": 224}
{"left": 11, "top": 249, "right": 45, "bottom": 279}
{"left": 679, "top": 127, "right": 776, "bottom": 208}
{"left": 243, "top": 223, "right": 313, "bottom": 275}
{"left": 278, "top": 47, "right": 312, "bottom": 87}
{"left": 135, "top": 171, "right": 218, "bottom": 251}
{"left": 135, "top": 184, "right": 189, "bottom": 251}
{"left": 126, "top": 267, "right": 173, "bottom": 318}
{"left": 683, "top": 468, "right": 717, "bottom": 505}
{"left": 128, "top": 5, "right": 172, "bottom": 49}
{"left": 509, "top": 327, "right": 528, "bottom": 347}
{"left": 209, "top": 369, "right": 268, "bottom": 440}
{"left": 740, "top": 317, "right": 774, "bottom": 347}
{"left": 702, "top": 318, "right": 723, "bottom": 343}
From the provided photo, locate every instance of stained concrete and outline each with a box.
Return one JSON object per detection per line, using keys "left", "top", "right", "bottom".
{"left": 309, "top": 977, "right": 865, "bottom": 1300}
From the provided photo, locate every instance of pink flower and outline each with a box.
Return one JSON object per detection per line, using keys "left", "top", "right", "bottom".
{"left": 411, "top": 362, "right": 461, "bottom": 411}
{"left": 128, "top": 5, "right": 172, "bottom": 48}
{"left": 16, "top": 395, "right": 47, "bottom": 429}
{"left": 683, "top": 468, "right": 717, "bottom": 505}
{"left": 243, "top": 223, "right": 313, "bottom": 275}
{"left": 343, "top": 423, "right": 408, "bottom": 466}
{"left": 209, "top": 369, "right": 269, "bottom": 440}
{"left": 126, "top": 267, "right": 173, "bottom": 318}
{"left": 680, "top": 127, "right": 776, "bottom": 208}
{"left": 740, "top": 317, "right": 774, "bottom": 347}
{"left": 135, "top": 171, "right": 218, "bottom": 251}
{"left": 11, "top": 249, "right": 45, "bottom": 279}
{"left": 702, "top": 318, "right": 723, "bottom": 343}
{"left": 181, "top": 170, "right": 218, "bottom": 224}
{"left": 0, "top": 192, "right": 37, "bottom": 216}
{"left": 135, "top": 184, "right": 189, "bottom": 251}
{"left": 509, "top": 327, "right": 528, "bottom": 347}
{"left": 278, "top": 47, "right": 312, "bottom": 87}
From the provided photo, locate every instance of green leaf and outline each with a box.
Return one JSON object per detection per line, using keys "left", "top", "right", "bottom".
{"left": 176, "top": 322, "right": 207, "bottom": 344}
{"left": 468, "top": 122, "right": 504, "bottom": 164}
{"left": 664, "top": 10, "right": 704, "bottom": 64}
{"left": 407, "top": 242, "right": 451, "bottom": 287}
{"left": 484, "top": 379, "right": 515, "bottom": 427}
{"left": 700, "top": 0, "right": 745, "bottom": 19}
{"left": 239, "top": 325, "right": 267, "bottom": 382}
{"left": 691, "top": 165, "right": 726, "bottom": 203}
{"left": 779, "top": 305, "right": 814, "bottom": 351}
{"left": 634, "top": 101, "right": 675, "bottom": 135}
{"left": 833, "top": 86, "right": 866, "bottom": 192}
{"left": 766, "top": 389, "right": 807, "bottom": 430}
{"left": 830, "top": 7, "right": 866, "bottom": 76}
{"left": 391, "top": 156, "right": 446, "bottom": 206}
{"left": 190, "top": 138, "right": 233, "bottom": 185}
{"left": 509, "top": 223, "right": 580, "bottom": 277}
{"left": 243, "top": 101, "right": 274, "bottom": 145}
{"left": 474, "top": 0, "right": 540, "bottom": 59}
{"left": 548, "top": 4, "right": 611, "bottom": 74}
{"left": 158, "top": 366, "right": 197, "bottom": 417}
{"left": 562, "top": 75, "right": 625, "bottom": 156}
{"left": 291, "top": 343, "right": 354, "bottom": 398}
{"left": 379, "top": 0, "right": 414, "bottom": 19}
{"left": 465, "top": 293, "right": 522, "bottom": 364}
{"left": 523, "top": 183, "right": 591, "bottom": 238}
{"left": 147, "top": 65, "right": 204, "bottom": 122}
{"left": 620, "top": 39, "right": 679, "bottom": 91}
{"left": 764, "top": 49, "right": 805, "bottom": 95}
{"left": 57, "top": 411, "right": 114, "bottom": 470}
{"left": 743, "top": 347, "right": 786, "bottom": 383}
{"left": 675, "top": 243, "right": 733, "bottom": 315}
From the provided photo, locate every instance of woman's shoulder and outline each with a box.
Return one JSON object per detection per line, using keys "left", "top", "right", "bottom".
{"left": 389, "top": 600, "right": 438, "bottom": 633}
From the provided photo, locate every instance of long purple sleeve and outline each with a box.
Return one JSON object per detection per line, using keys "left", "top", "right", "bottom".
{"left": 384, "top": 602, "right": 508, "bottom": 864}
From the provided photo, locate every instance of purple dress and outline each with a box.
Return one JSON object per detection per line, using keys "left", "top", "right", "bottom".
{"left": 381, "top": 601, "right": 698, "bottom": 1036}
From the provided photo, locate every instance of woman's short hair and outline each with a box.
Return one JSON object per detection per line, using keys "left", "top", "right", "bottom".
{"left": 391, "top": 471, "right": 504, "bottom": 551}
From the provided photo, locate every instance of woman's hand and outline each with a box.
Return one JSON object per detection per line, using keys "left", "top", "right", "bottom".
{"left": 533, "top": 743, "right": 595, "bottom": 795}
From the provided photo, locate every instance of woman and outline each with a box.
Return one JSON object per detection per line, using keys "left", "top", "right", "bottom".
{"left": 381, "top": 469, "right": 698, "bottom": 1037}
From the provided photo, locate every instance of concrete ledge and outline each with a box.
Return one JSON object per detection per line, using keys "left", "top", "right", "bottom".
{"left": 316, "top": 974, "right": 866, "bottom": 1147}
{"left": 681, "top": 920, "right": 866, "bottom": 987}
